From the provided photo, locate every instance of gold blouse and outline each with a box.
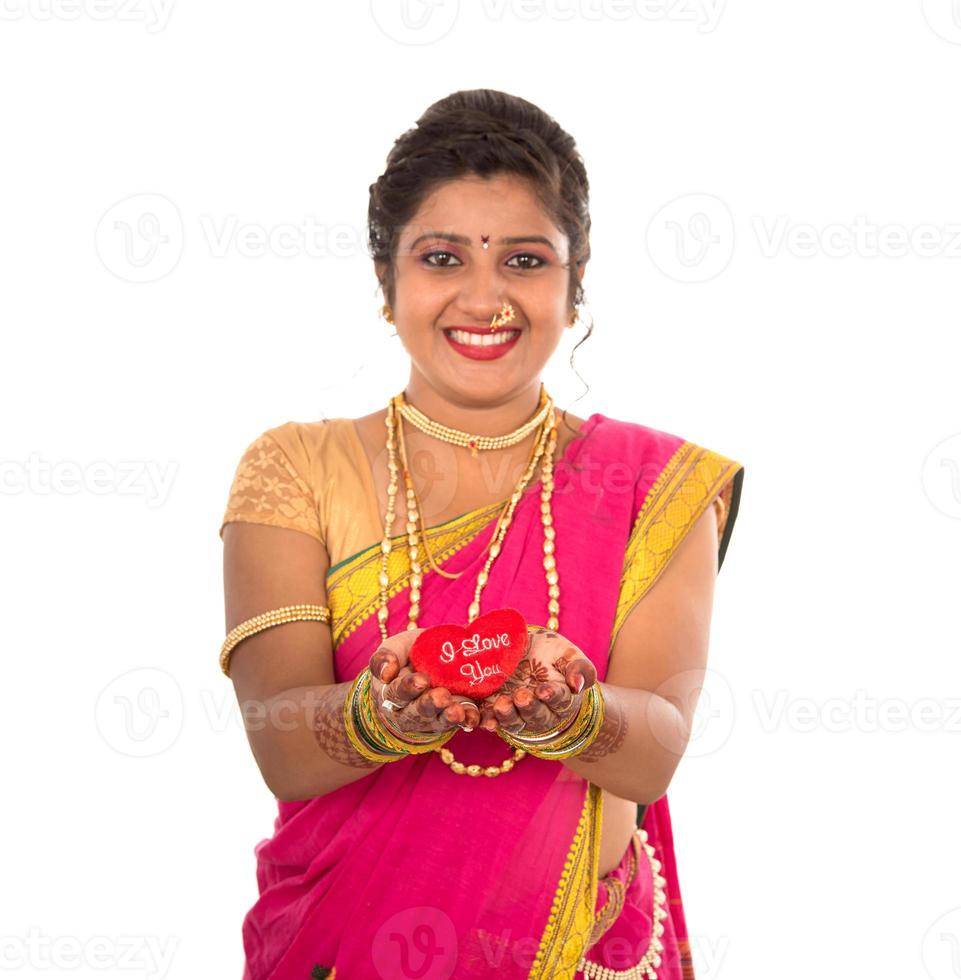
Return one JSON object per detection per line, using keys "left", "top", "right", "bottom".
{"left": 219, "top": 418, "right": 735, "bottom": 574}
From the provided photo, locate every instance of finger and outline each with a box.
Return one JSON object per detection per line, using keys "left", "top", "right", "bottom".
{"left": 493, "top": 693, "right": 524, "bottom": 734}
{"left": 553, "top": 646, "right": 597, "bottom": 693}
{"left": 445, "top": 699, "right": 480, "bottom": 730}
{"left": 479, "top": 701, "right": 499, "bottom": 732}
{"left": 369, "top": 645, "right": 399, "bottom": 683}
{"left": 512, "top": 688, "right": 554, "bottom": 730}
{"left": 534, "top": 680, "right": 574, "bottom": 714}
{"left": 369, "top": 628, "right": 428, "bottom": 684}
{"left": 381, "top": 667, "right": 428, "bottom": 709}
{"left": 394, "top": 685, "right": 453, "bottom": 732}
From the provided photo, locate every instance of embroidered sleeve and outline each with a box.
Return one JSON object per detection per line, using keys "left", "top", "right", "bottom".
{"left": 218, "top": 430, "right": 324, "bottom": 544}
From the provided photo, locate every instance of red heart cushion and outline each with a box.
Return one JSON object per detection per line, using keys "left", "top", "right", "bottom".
{"left": 408, "top": 607, "right": 529, "bottom": 699}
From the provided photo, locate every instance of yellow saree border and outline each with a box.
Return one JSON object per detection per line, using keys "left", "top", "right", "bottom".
{"left": 528, "top": 781, "right": 604, "bottom": 979}
{"left": 608, "top": 440, "right": 744, "bottom": 655}
{"left": 325, "top": 499, "right": 505, "bottom": 649}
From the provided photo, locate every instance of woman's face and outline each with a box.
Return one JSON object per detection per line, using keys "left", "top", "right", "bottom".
{"left": 384, "top": 173, "right": 583, "bottom": 408}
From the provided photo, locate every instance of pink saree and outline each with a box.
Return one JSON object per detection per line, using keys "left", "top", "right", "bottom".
{"left": 240, "top": 413, "right": 744, "bottom": 979}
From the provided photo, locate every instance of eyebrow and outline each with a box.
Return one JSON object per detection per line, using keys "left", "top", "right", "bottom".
{"left": 408, "top": 231, "right": 558, "bottom": 254}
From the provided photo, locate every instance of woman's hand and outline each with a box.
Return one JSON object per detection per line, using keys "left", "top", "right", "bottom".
{"left": 367, "top": 629, "right": 482, "bottom": 739}
{"left": 478, "top": 627, "right": 598, "bottom": 736}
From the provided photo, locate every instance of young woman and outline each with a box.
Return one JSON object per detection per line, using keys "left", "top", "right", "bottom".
{"left": 219, "top": 89, "right": 744, "bottom": 980}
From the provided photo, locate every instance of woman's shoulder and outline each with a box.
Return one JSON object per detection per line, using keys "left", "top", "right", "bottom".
{"left": 592, "top": 413, "right": 745, "bottom": 567}
{"left": 248, "top": 416, "right": 359, "bottom": 466}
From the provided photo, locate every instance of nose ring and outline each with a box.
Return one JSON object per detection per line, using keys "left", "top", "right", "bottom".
{"left": 490, "top": 302, "right": 516, "bottom": 332}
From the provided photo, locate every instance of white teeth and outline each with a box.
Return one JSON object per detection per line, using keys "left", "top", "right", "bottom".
{"left": 446, "top": 329, "right": 520, "bottom": 347}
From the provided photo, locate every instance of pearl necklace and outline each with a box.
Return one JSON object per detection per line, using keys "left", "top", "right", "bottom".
{"left": 394, "top": 383, "right": 552, "bottom": 458}
{"left": 375, "top": 390, "right": 562, "bottom": 777}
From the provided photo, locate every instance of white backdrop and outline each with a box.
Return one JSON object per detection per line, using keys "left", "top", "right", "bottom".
{"left": 2, "top": 2, "right": 960, "bottom": 978}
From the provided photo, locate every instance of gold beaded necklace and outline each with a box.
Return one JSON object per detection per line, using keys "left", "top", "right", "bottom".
{"left": 376, "top": 388, "right": 562, "bottom": 777}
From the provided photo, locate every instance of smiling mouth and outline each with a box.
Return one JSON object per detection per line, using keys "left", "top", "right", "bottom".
{"left": 443, "top": 328, "right": 522, "bottom": 347}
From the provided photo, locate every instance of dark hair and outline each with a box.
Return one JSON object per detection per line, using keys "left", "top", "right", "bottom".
{"left": 367, "top": 89, "right": 593, "bottom": 420}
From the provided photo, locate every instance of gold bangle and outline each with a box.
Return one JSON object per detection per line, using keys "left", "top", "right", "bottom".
{"left": 497, "top": 684, "right": 605, "bottom": 760}
{"left": 220, "top": 604, "right": 331, "bottom": 677}
{"left": 355, "top": 669, "right": 455, "bottom": 756}
{"left": 496, "top": 684, "right": 592, "bottom": 750}
{"left": 359, "top": 670, "right": 456, "bottom": 754}
{"left": 344, "top": 671, "right": 408, "bottom": 763}
{"left": 532, "top": 685, "right": 605, "bottom": 760}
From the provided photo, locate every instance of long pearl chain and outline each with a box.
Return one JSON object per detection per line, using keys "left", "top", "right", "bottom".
{"left": 376, "top": 392, "right": 561, "bottom": 639}
{"left": 374, "top": 390, "right": 562, "bottom": 777}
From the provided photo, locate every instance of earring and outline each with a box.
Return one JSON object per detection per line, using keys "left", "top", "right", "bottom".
{"left": 382, "top": 303, "right": 394, "bottom": 325}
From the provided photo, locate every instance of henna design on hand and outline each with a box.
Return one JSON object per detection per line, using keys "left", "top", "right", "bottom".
{"left": 575, "top": 686, "right": 628, "bottom": 763}
{"left": 311, "top": 685, "right": 382, "bottom": 770}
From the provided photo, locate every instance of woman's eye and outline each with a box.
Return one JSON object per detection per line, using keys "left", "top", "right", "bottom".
{"left": 422, "top": 250, "right": 461, "bottom": 268}
{"left": 506, "top": 253, "right": 546, "bottom": 270}
{"left": 420, "top": 250, "right": 546, "bottom": 270}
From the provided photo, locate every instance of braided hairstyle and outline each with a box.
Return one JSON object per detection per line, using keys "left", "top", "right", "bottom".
{"left": 368, "top": 88, "right": 592, "bottom": 338}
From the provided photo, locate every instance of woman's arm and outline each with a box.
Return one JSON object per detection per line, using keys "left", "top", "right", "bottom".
{"left": 561, "top": 503, "right": 720, "bottom": 802}
{"left": 482, "top": 503, "right": 721, "bottom": 803}
{"left": 222, "top": 521, "right": 386, "bottom": 801}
